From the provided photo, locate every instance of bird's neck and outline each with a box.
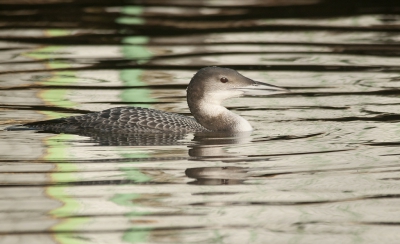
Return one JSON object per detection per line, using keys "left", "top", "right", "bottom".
{"left": 187, "top": 96, "right": 252, "bottom": 132}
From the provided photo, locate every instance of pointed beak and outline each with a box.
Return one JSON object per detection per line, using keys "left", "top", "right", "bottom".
{"left": 234, "top": 80, "right": 289, "bottom": 96}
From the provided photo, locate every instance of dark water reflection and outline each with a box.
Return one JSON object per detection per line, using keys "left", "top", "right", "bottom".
{"left": 2, "top": 0, "right": 400, "bottom": 243}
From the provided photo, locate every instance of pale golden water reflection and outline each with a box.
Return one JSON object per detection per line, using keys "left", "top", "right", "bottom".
{"left": 1, "top": 1, "right": 400, "bottom": 244}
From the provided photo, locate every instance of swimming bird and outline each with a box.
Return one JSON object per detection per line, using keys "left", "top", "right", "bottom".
{"left": 10, "top": 67, "right": 287, "bottom": 133}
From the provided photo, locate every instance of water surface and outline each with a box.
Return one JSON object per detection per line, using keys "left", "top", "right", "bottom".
{"left": 1, "top": 1, "right": 400, "bottom": 243}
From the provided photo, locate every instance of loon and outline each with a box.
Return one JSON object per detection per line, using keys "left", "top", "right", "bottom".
{"left": 10, "top": 67, "right": 287, "bottom": 133}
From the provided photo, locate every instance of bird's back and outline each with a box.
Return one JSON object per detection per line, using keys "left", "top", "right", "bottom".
{"left": 23, "top": 107, "right": 209, "bottom": 133}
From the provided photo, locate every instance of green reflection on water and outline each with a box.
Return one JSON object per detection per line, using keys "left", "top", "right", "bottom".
{"left": 123, "top": 36, "right": 149, "bottom": 44}
{"left": 51, "top": 218, "right": 90, "bottom": 244}
{"left": 46, "top": 29, "right": 71, "bottom": 37}
{"left": 117, "top": 17, "right": 144, "bottom": 25}
{"left": 24, "top": 45, "right": 78, "bottom": 118}
{"left": 111, "top": 194, "right": 151, "bottom": 243}
{"left": 117, "top": 150, "right": 152, "bottom": 183}
{"left": 46, "top": 134, "right": 90, "bottom": 244}
{"left": 123, "top": 231, "right": 150, "bottom": 244}
{"left": 25, "top": 31, "right": 88, "bottom": 243}
{"left": 40, "top": 89, "right": 77, "bottom": 118}
{"left": 122, "top": 6, "right": 144, "bottom": 15}
{"left": 123, "top": 45, "right": 154, "bottom": 59}
{"left": 25, "top": 27, "right": 159, "bottom": 243}
{"left": 112, "top": 193, "right": 141, "bottom": 208}
{"left": 121, "top": 69, "right": 146, "bottom": 86}
{"left": 120, "top": 87, "right": 155, "bottom": 105}
{"left": 119, "top": 69, "right": 155, "bottom": 106}
{"left": 113, "top": 37, "right": 160, "bottom": 242}
{"left": 124, "top": 168, "right": 152, "bottom": 183}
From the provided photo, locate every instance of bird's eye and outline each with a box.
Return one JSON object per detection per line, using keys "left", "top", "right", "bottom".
{"left": 220, "top": 77, "right": 229, "bottom": 83}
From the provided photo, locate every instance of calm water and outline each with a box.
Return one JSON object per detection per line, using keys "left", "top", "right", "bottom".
{"left": 1, "top": 1, "right": 400, "bottom": 243}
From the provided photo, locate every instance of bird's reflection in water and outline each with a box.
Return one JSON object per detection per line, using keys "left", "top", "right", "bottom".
{"left": 37, "top": 129, "right": 256, "bottom": 185}
{"left": 35, "top": 129, "right": 325, "bottom": 186}
{"left": 187, "top": 132, "right": 253, "bottom": 185}
{"left": 189, "top": 131, "right": 252, "bottom": 158}
{"left": 185, "top": 167, "right": 247, "bottom": 185}
{"left": 37, "top": 128, "right": 253, "bottom": 149}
